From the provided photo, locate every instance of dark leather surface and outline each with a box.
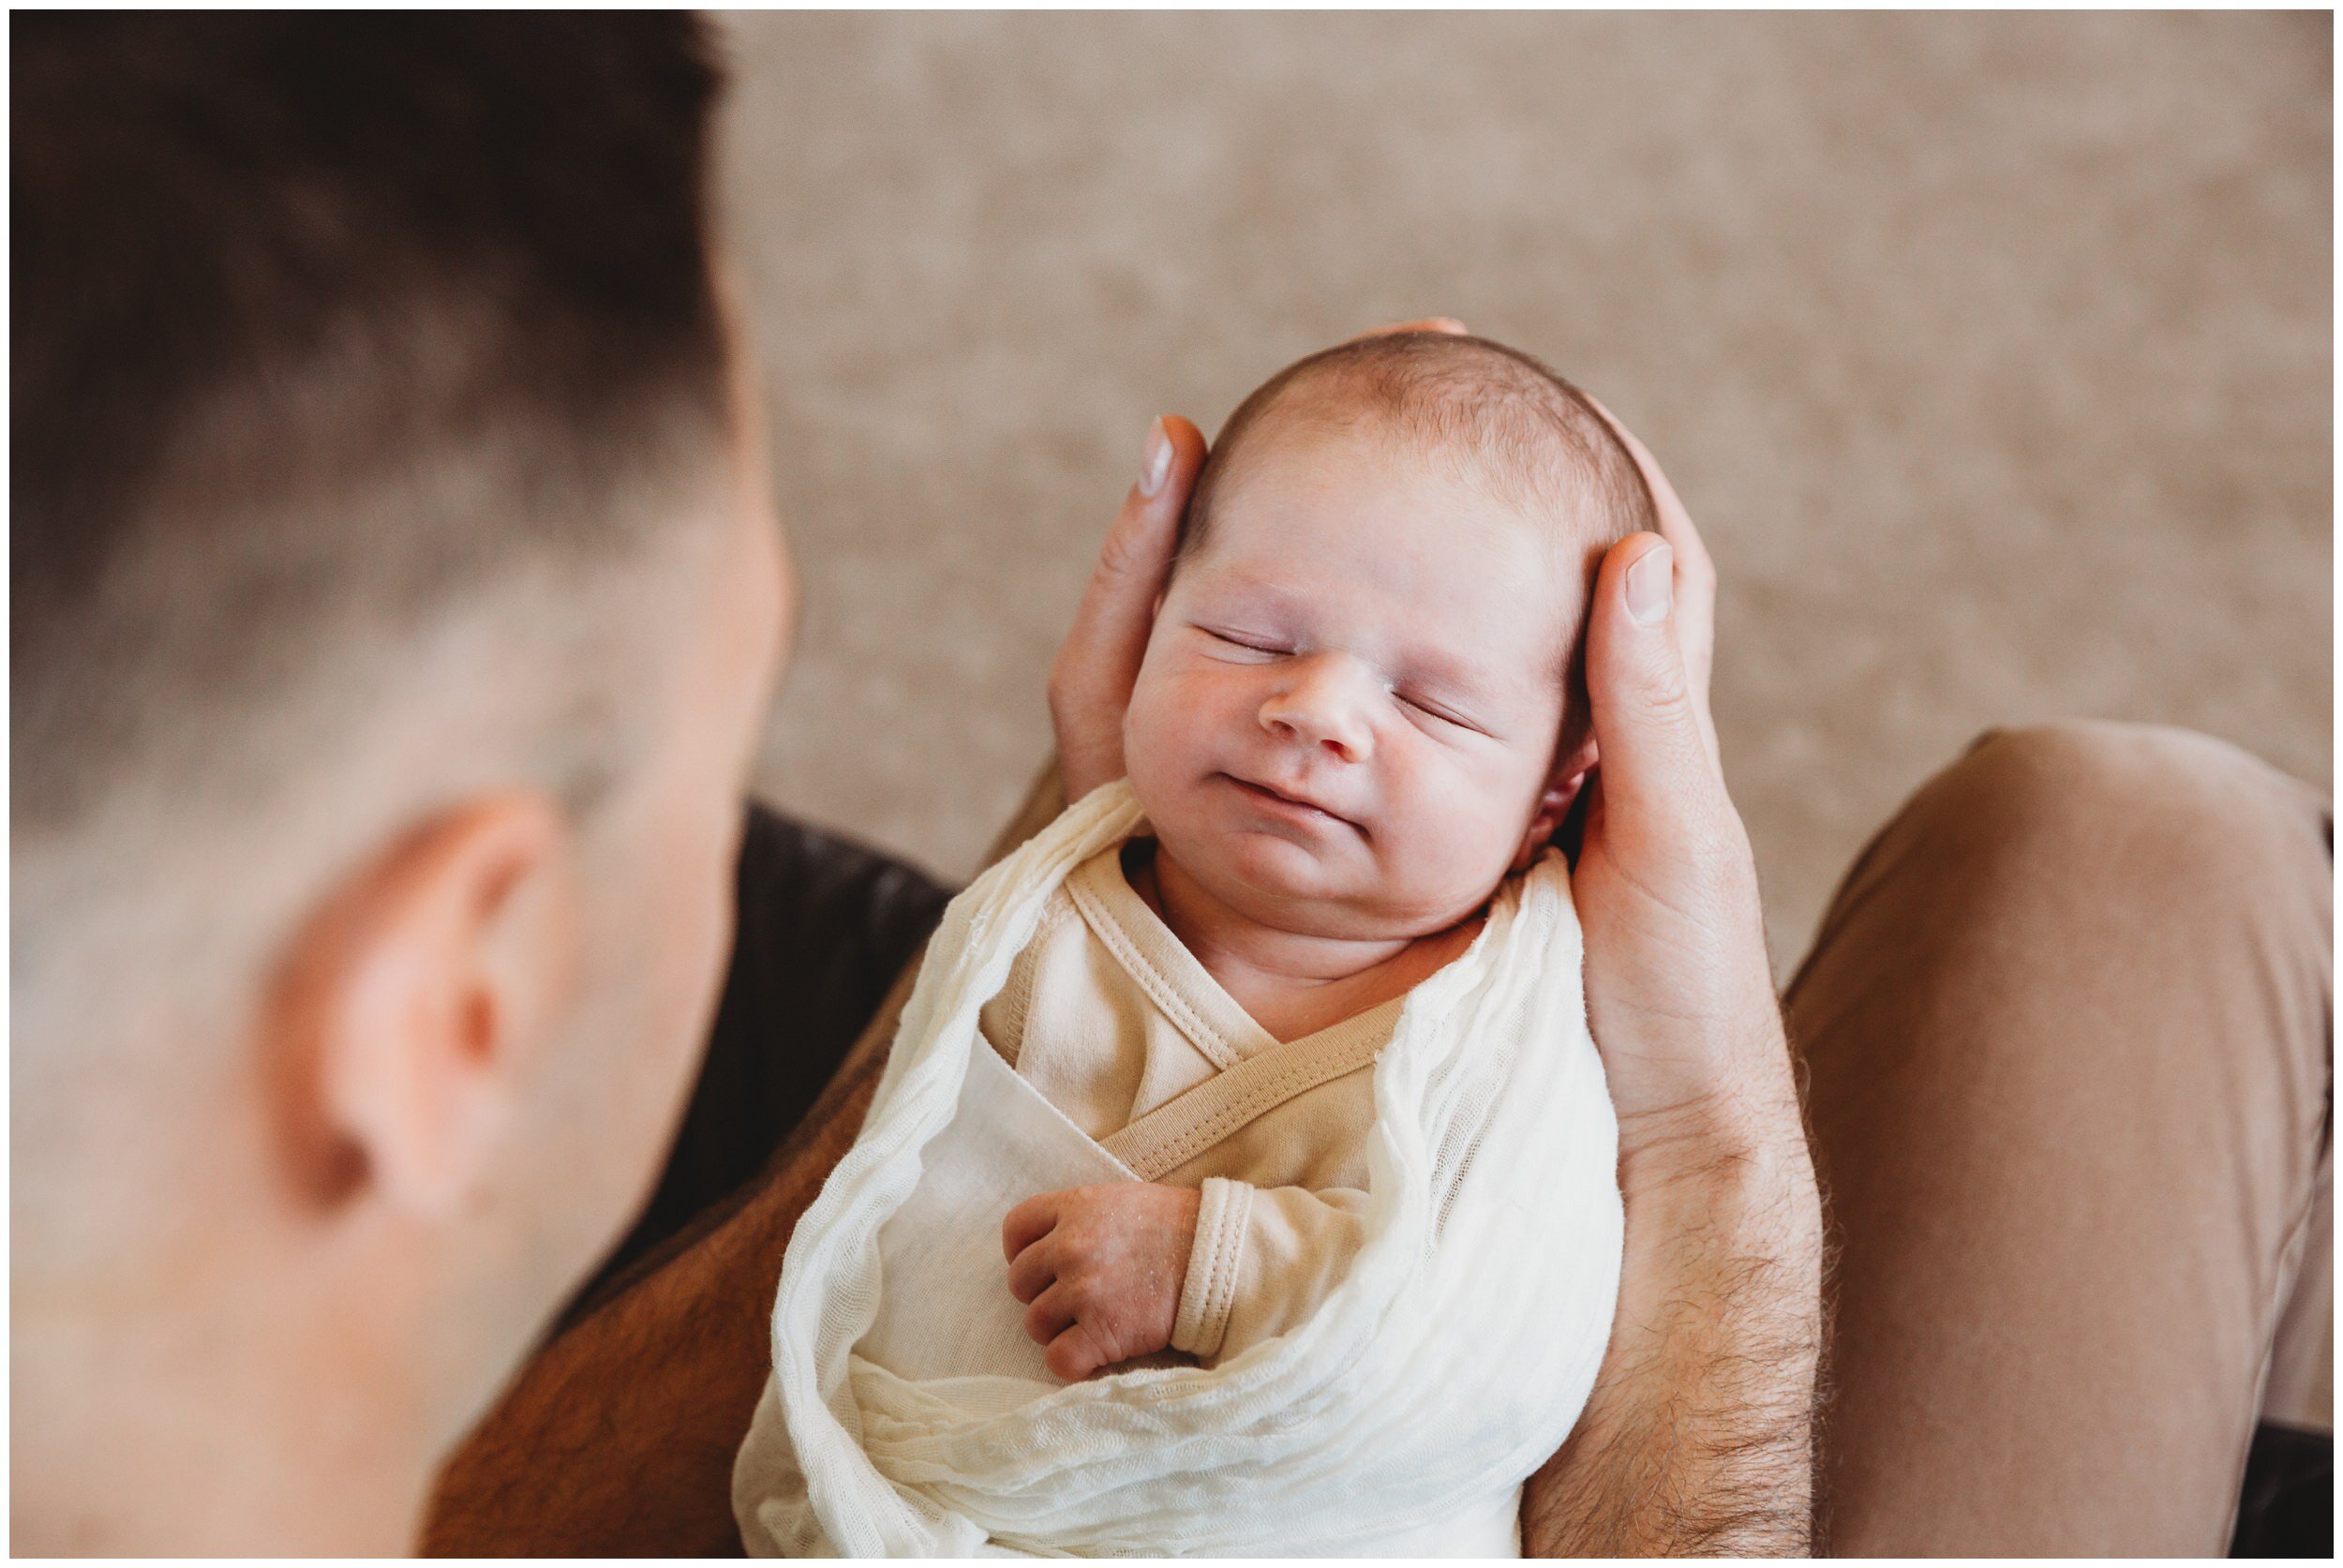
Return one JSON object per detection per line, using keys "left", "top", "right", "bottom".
{"left": 2231, "top": 1420, "right": 2333, "bottom": 1557}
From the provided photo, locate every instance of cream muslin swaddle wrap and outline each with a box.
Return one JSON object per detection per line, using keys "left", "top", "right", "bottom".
{"left": 734, "top": 782, "right": 1623, "bottom": 1556}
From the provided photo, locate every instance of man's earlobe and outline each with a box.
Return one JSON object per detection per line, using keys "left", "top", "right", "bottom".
{"left": 266, "top": 793, "right": 575, "bottom": 1217}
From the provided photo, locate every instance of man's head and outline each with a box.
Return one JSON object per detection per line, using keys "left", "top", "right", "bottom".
{"left": 13, "top": 17, "right": 787, "bottom": 1551}
{"left": 1124, "top": 334, "right": 1651, "bottom": 939}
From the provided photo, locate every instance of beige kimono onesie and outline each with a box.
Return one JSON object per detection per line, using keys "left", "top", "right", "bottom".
{"left": 977, "top": 838, "right": 1399, "bottom": 1364}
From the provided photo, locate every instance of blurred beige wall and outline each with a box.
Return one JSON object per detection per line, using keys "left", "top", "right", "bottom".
{"left": 715, "top": 10, "right": 2330, "bottom": 970}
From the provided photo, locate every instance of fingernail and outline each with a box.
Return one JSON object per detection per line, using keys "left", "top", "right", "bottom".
{"left": 1139, "top": 419, "right": 1172, "bottom": 499}
{"left": 1626, "top": 543, "right": 1674, "bottom": 626}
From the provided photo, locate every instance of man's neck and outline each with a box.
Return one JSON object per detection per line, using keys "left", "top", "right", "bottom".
{"left": 1137, "top": 844, "right": 1474, "bottom": 1042}
{"left": 15, "top": 1292, "right": 436, "bottom": 1555}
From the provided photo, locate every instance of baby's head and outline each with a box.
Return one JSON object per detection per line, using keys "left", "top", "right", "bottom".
{"left": 1123, "top": 332, "right": 1655, "bottom": 941}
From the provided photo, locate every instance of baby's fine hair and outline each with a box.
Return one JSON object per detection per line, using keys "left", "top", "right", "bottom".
{"left": 1177, "top": 332, "right": 1660, "bottom": 756}
{"left": 1179, "top": 332, "right": 1658, "bottom": 563}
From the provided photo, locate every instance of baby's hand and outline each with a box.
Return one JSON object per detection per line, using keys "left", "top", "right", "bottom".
{"left": 1001, "top": 1182, "right": 1202, "bottom": 1380}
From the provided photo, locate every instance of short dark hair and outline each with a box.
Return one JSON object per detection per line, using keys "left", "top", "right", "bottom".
{"left": 1177, "top": 333, "right": 1657, "bottom": 754}
{"left": 12, "top": 15, "right": 732, "bottom": 837}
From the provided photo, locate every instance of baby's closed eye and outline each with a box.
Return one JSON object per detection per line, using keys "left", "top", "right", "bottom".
{"left": 1197, "top": 624, "right": 1290, "bottom": 661}
{"left": 1395, "top": 690, "right": 1485, "bottom": 734}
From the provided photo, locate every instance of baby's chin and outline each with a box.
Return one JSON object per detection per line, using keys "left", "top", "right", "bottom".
{"left": 1154, "top": 823, "right": 1479, "bottom": 944}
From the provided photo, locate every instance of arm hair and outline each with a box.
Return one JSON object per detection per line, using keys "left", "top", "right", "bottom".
{"left": 1522, "top": 1131, "right": 1828, "bottom": 1557}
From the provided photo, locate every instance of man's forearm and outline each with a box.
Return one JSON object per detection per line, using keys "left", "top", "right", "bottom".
{"left": 420, "top": 1045, "right": 883, "bottom": 1556}
{"left": 1522, "top": 1117, "right": 1826, "bottom": 1557}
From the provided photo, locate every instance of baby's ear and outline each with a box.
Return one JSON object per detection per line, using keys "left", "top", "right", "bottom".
{"left": 1511, "top": 737, "right": 1598, "bottom": 872}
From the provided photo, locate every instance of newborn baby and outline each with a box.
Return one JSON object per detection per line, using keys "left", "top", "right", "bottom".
{"left": 988, "top": 332, "right": 1651, "bottom": 1378}
{"left": 736, "top": 332, "right": 1650, "bottom": 1557}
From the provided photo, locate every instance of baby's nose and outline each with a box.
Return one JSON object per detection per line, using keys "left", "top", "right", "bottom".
{"left": 1259, "top": 655, "right": 1376, "bottom": 763}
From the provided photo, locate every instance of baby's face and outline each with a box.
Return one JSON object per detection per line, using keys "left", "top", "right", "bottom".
{"left": 1124, "top": 423, "right": 1579, "bottom": 942}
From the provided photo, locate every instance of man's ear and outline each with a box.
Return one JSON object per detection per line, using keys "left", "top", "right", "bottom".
{"left": 1512, "top": 737, "right": 1599, "bottom": 872}
{"left": 267, "top": 793, "right": 576, "bottom": 1217}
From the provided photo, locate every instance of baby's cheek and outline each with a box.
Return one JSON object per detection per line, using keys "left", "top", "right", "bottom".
{"left": 1382, "top": 761, "right": 1531, "bottom": 911}
{"left": 1123, "top": 693, "right": 1186, "bottom": 793}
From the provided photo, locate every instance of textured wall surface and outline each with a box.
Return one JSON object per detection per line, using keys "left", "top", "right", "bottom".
{"left": 716, "top": 11, "right": 2330, "bottom": 971}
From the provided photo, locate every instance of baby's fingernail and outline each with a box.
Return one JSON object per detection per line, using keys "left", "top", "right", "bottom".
{"left": 1626, "top": 543, "right": 1674, "bottom": 626}
{"left": 1138, "top": 419, "right": 1172, "bottom": 499}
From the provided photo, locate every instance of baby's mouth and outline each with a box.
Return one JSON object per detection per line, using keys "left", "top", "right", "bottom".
{"left": 1218, "top": 773, "right": 1362, "bottom": 833}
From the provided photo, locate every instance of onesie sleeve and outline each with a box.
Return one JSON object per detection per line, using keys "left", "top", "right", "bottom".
{"left": 1170, "top": 1177, "right": 1370, "bottom": 1364}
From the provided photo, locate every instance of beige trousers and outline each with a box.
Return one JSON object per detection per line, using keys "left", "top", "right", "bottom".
{"left": 1788, "top": 722, "right": 2331, "bottom": 1554}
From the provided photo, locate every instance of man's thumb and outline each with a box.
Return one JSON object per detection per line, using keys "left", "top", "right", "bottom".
{"left": 1585, "top": 534, "right": 1713, "bottom": 812}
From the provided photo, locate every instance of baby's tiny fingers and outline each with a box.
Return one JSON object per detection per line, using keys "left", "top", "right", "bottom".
{"left": 1044, "top": 1322, "right": 1111, "bottom": 1381}
{"left": 1006, "top": 1239, "right": 1059, "bottom": 1305}
{"left": 1022, "top": 1281, "right": 1077, "bottom": 1348}
{"left": 1001, "top": 1192, "right": 1062, "bottom": 1262}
